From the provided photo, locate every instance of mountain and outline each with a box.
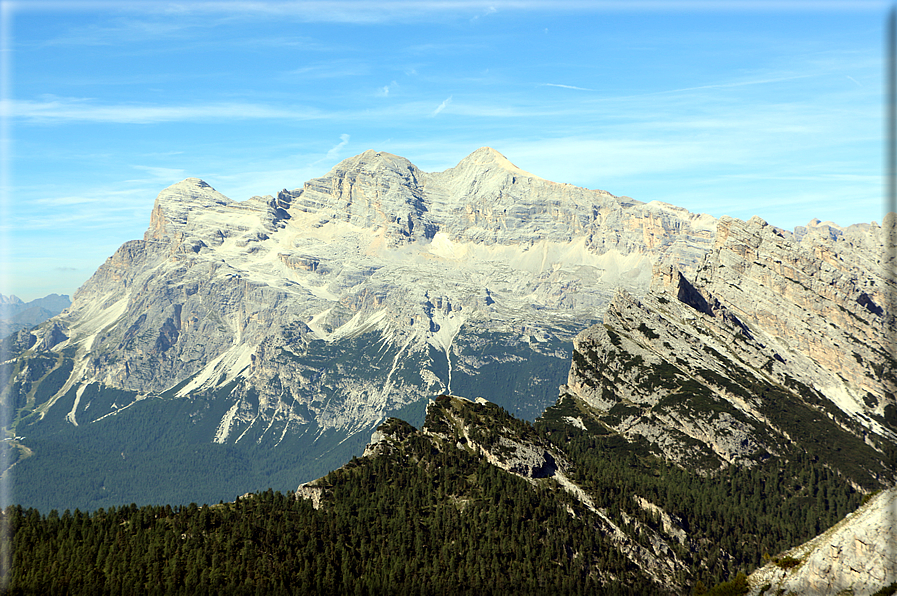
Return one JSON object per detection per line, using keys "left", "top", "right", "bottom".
{"left": 549, "top": 214, "right": 896, "bottom": 489}
{"left": 1, "top": 147, "right": 892, "bottom": 514}
{"left": 1, "top": 148, "right": 718, "bottom": 511}
{"left": 2, "top": 137, "right": 894, "bottom": 591}
{"left": 0, "top": 293, "right": 70, "bottom": 338}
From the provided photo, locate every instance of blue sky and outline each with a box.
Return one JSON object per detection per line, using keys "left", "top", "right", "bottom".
{"left": 0, "top": 1, "right": 889, "bottom": 301}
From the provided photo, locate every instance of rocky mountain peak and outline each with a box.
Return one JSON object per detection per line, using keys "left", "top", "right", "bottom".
{"left": 649, "top": 262, "right": 720, "bottom": 318}
{"left": 293, "top": 149, "right": 433, "bottom": 244}
{"left": 807, "top": 217, "right": 845, "bottom": 230}
{"left": 698, "top": 212, "right": 894, "bottom": 412}
{"left": 144, "top": 177, "right": 234, "bottom": 243}
{"left": 328, "top": 149, "right": 420, "bottom": 178}
{"left": 556, "top": 208, "right": 896, "bottom": 481}
{"left": 455, "top": 146, "right": 535, "bottom": 177}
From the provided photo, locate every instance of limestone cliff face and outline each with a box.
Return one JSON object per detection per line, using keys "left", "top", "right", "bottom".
{"left": 561, "top": 216, "right": 896, "bottom": 487}
{"left": 696, "top": 215, "right": 894, "bottom": 413}
{"left": 5, "top": 147, "right": 718, "bottom": 447}
{"left": 747, "top": 486, "right": 897, "bottom": 596}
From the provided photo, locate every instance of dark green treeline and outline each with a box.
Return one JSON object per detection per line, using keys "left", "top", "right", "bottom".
{"left": 3, "top": 407, "right": 865, "bottom": 595}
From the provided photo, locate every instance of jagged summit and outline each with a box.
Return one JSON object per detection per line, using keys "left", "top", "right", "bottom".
{"left": 454, "top": 146, "right": 536, "bottom": 177}
{"left": 807, "top": 217, "right": 844, "bottom": 230}
{"left": 327, "top": 149, "right": 420, "bottom": 178}
{"left": 555, "top": 213, "right": 895, "bottom": 486}
{"left": 145, "top": 177, "right": 235, "bottom": 243}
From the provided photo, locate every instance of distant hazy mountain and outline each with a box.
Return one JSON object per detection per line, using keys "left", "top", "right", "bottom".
{"left": 0, "top": 292, "right": 70, "bottom": 338}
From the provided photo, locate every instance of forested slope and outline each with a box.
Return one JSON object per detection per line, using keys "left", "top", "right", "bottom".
{"left": 4, "top": 396, "right": 870, "bottom": 595}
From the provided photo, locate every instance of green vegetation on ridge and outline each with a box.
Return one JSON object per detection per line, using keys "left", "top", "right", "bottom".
{"left": 4, "top": 394, "right": 872, "bottom": 595}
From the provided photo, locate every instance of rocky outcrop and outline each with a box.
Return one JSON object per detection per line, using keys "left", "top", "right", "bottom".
{"left": 747, "top": 486, "right": 897, "bottom": 596}
{"left": 362, "top": 417, "right": 417, "bottom": 457}
{"left": 696, "top": 215, "right": 895, "bottom": 412}
{"left": 421, "top": 395, "right": 567, "bottom": 480}
{"left": 560, "top": 215, "right": 896, "bottom": 487}
{"left": 294, "top": 484, "right": 326, "bottom": 511}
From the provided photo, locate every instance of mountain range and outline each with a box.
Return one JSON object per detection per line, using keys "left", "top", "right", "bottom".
{"left": 6, "top": 394, "right": 891, "bottom": 594}
{"left": 2, "top": 147, "right": 725, "bottom": 510}
{"left": 0, "top": 293, "right": 70, "bottom": 339}
{"left": 1, "top": 147, "right": 895, "bottom": 592}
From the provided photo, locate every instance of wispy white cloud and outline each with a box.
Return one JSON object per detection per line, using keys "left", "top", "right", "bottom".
{"left": 378, "top": 81, "right": 399, "bottom": 97}
{"left": 542, "top": 83, "right": 592, "bottom": 91}
{"left": 14, "top": 187, "right": 155, "bottom": 230}
{"left": 130, "top": 165, "right": 186, "bottom": 182}
{"left": 31, "top": 16, "right": 200, "bottom": 47}
{"left": 19, "top": 1, "right": 883, "bottom": 23}
{"left": 470, "top": 5, "right": 498, "bottom": 22}
{"left": 326, "top": 134, "right": 351, "bottom": 159}
{"left": 2, "top": 98, "right": 326, "bottom": 124}
{"left": 33, "top": 195, "right": 102, "bottom": 207}
{"left": 287, "top": 61, "right": 371, "bottom": 79}
{"left": 644, "top": 73, "right": 817, "bottom": 96}
{"left": 431, "top": 95, "right": 452, "bottom": 116}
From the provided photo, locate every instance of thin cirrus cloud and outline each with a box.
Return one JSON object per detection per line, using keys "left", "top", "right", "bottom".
{"left": 541, "top": 83, "right": 593, "bottom": 91}
{"left": 32, "top": 18, "right": 198, "bottom": 48}
{"left": 130, "top": 165, "right": 187, "bottom": 182}
{"left": 16, "top": 190, "right": 154, "bottom": 231}
{"left": 54, "top": 1, "right": 888, "bottom": 22}
{"left": 325, "top": 134, "right": 351, "bottom": 159}
{"left": 2, "top": 98, "right": 326, "bottom": 124}
{"left": 286, "top": 60, "right": 372, "bottom": 79}
{"left": 431, "top": 95, "right": 453, "bottom": 116}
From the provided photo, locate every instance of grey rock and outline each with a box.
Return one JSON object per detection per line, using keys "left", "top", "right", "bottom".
{"left": 560, "top": 215, "right": 895, "bottom": 485}
{"left": 5, "top": 148, "right": 719, "bottom": 448}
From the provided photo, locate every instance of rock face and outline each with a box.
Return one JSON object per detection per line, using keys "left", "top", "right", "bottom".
{"left": 2, "top": 148, "right": 716, "bottom": 482}
{"left": 697, "top": 215, "right": 894, "bottom": 413}
{"left": 559, "top": 215, "right": 896, "bottom": 488}
{"left": 747, "top": 486, "right": 897, "bottom": 596}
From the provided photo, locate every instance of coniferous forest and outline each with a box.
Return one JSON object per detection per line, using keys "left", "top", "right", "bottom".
{"left": 2, "top": 396, "right": 870, "bottom": 595}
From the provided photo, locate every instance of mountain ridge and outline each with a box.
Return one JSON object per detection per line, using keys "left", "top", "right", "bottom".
{"left": 2, "top": 147, "right": 893, "bottom": 515}
{"left": 554, "top": 213, "right": 894, "bottom": 488}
